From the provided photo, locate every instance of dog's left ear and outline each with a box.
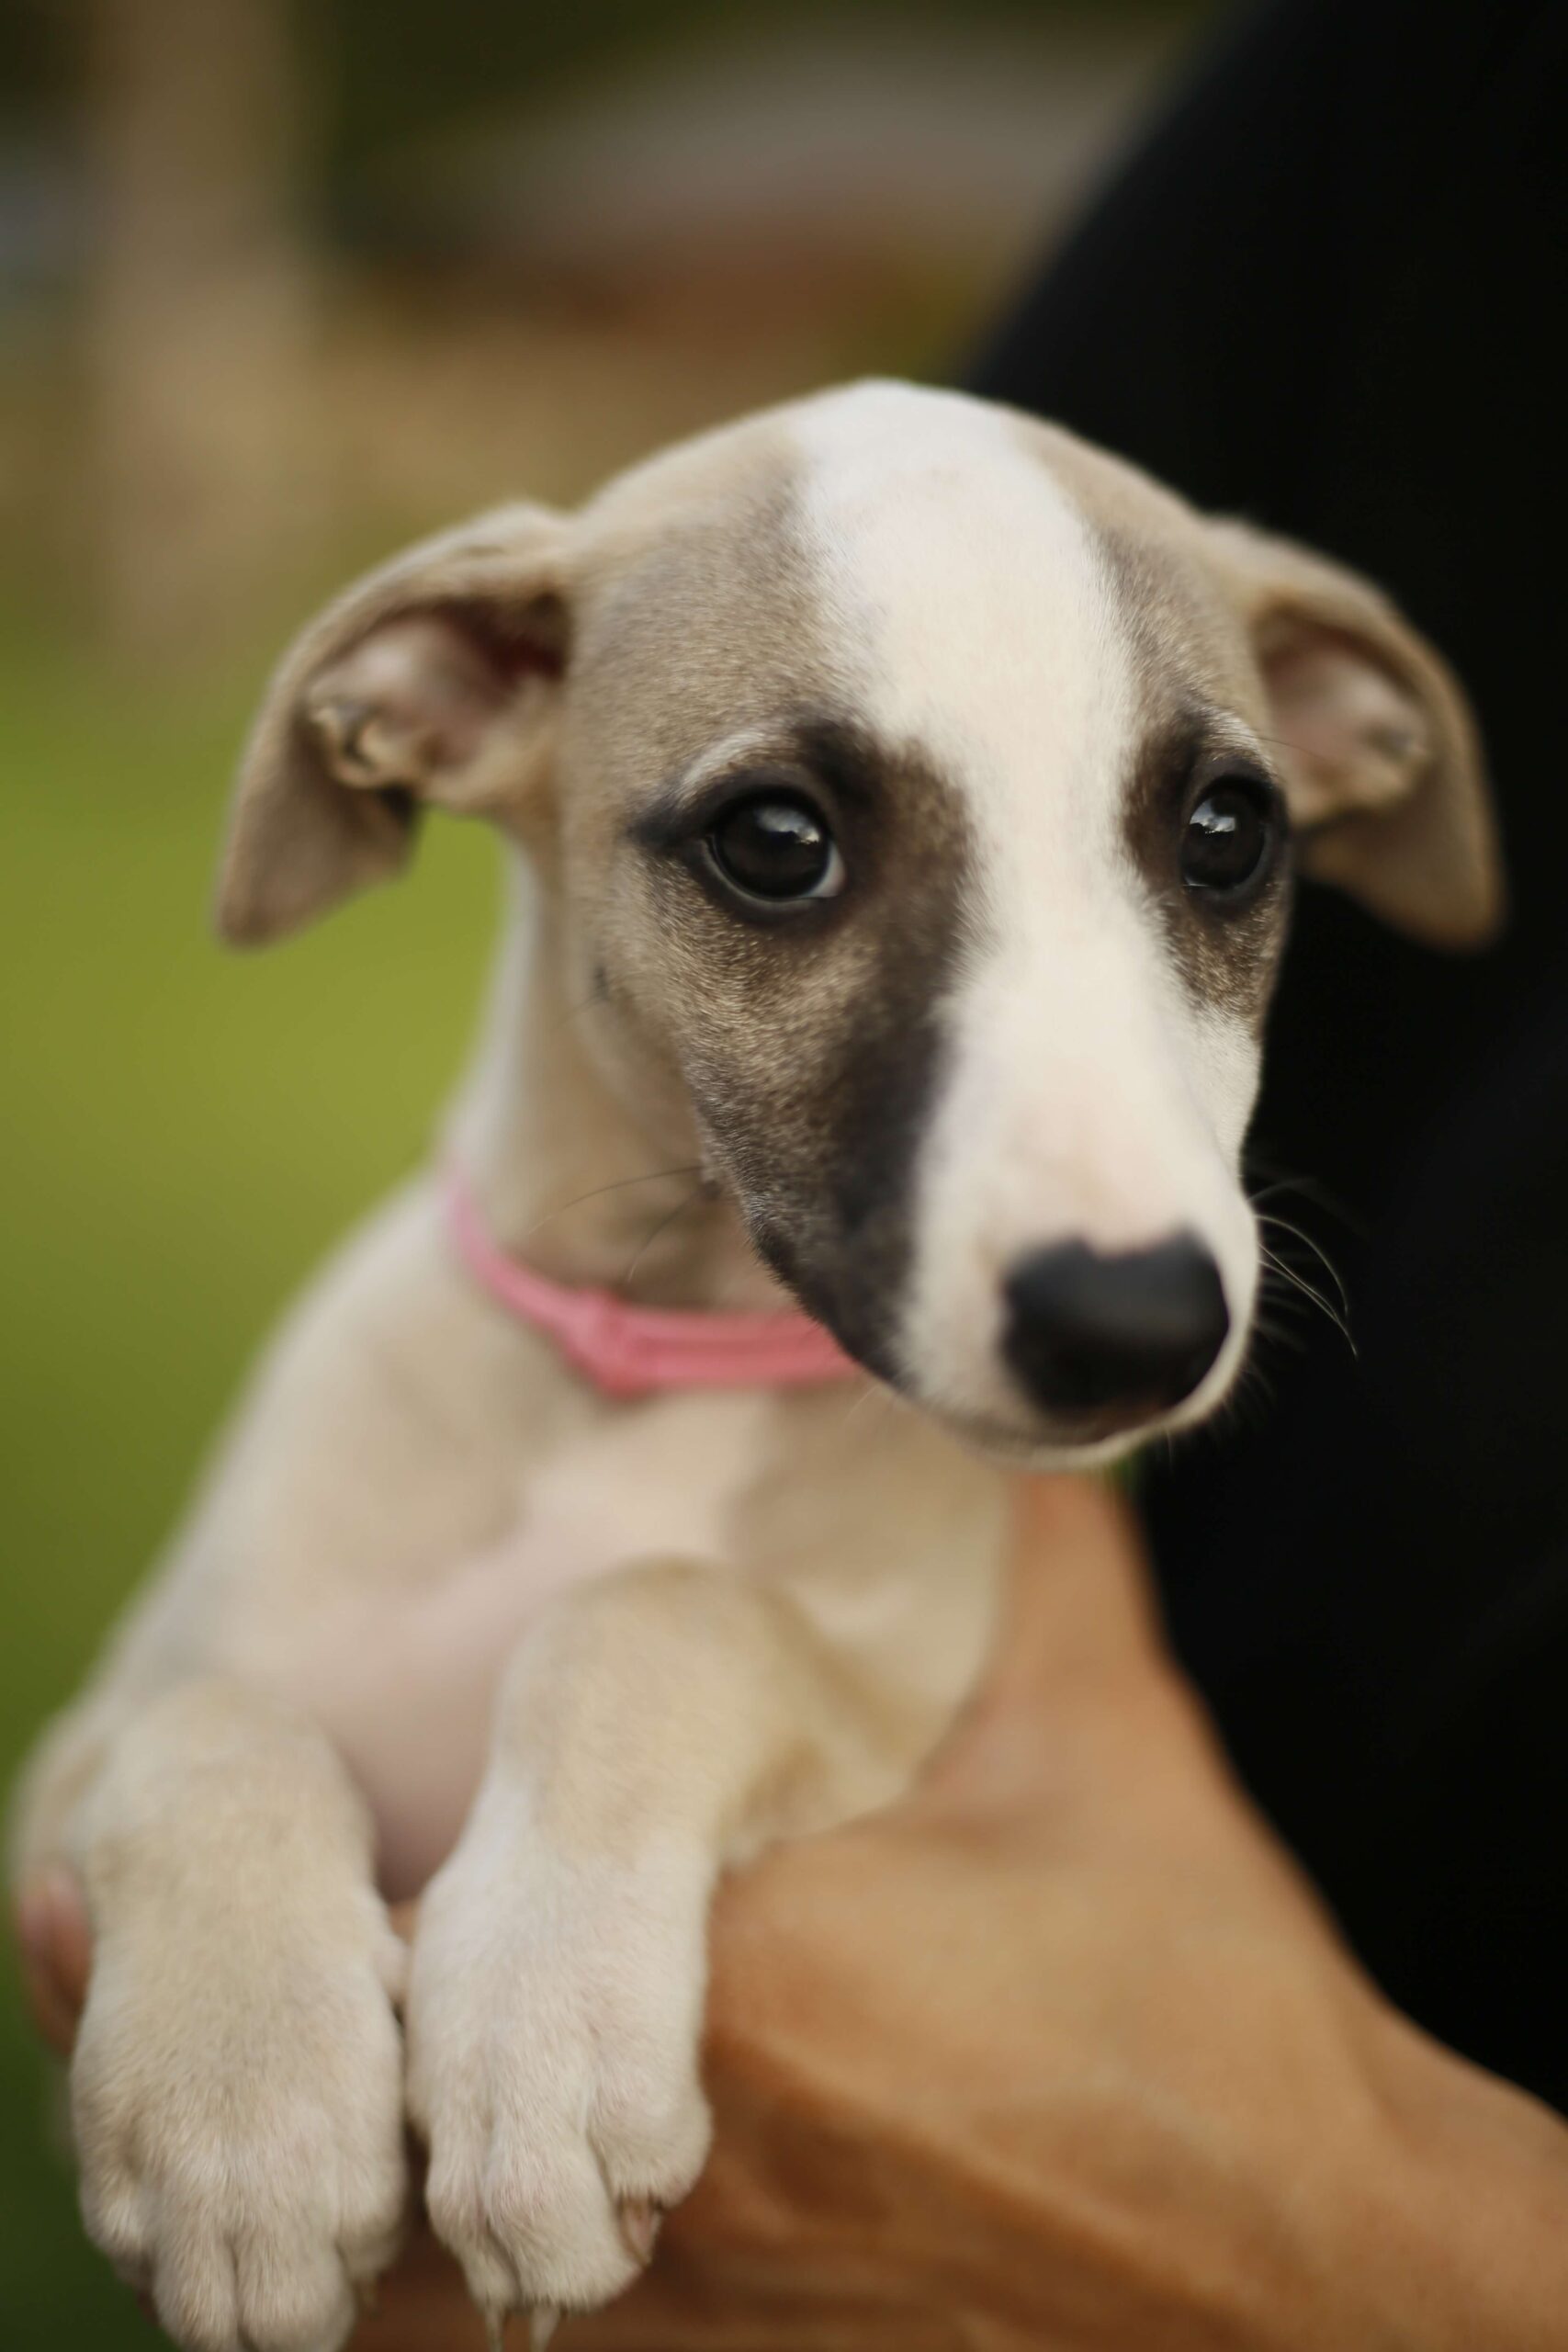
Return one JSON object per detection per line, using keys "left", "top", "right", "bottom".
{"left": 217, "top": 502, "right": 572, "bottom": 944}
{"left": 1206, "top": 519, "right": 1503, "bottom": 948}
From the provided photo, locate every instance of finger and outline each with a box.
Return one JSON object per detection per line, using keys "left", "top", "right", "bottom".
{"left": 945, "top": 1484, "right": 1340, "bottom": 1917}
{"left": 956, "top": 1475, "right": 1167, "bottom": 1739}
{"left": 913, "top": 1476, "right": 1192, "bottom": 1817}
{"left": 1000, "top": 1473, "right": 1169, "bottom": 1697}
{"left": 14, "top": 1865, "right": 93, "bottom": 2055}
{"left": 19, "top": 1946, "right": 85, "bottom": 2057}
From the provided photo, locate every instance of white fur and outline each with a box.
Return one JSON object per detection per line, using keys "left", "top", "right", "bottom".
{"left": 794, "top": 383, "right": 1258, "bottom": 1449}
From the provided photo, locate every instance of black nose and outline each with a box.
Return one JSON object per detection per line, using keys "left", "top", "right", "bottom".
{"left": 1002, "top": 1236, "right": 1229, "bottom": 1420}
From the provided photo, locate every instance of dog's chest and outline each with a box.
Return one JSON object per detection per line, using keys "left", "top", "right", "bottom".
{"left": 262, "top": 1390, "right": 773, "bottom": 1899}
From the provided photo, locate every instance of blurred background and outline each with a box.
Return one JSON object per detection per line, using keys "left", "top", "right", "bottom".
{"left": 0, "top": 2, "right": 1216, "bottom": 2340}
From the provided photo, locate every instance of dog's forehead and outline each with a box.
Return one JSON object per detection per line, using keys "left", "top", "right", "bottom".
{"left": 572, "top": 382, "right": 1250, "bottom": 806}
{"left": 791, "top": 383, "right": 1136, "bottom": 837}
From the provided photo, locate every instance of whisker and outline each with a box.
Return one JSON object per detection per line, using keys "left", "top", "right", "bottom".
{"left": 1246, "top": 1153, "right": 1363, "bottom": 1238}
{"left": 1251, "top": 729, "right": 1314, "bottom": 763}
{"left": 1229, "top": 1355, "right": 1276, "bottom": 1431}
{"left": 1191, "top": 1340, "right": 1274, "bottom": 1448}
{"left": 1256, "top": 1211, "right": 1352, "bottom": 1322}
{"left": 838, "top": 1380, "right": 887, "bottom": 1436}
{"left": 1249, "top": 1175, "right": 1344, "bottom": 1219}
{"left": 1249, "top": 1308, "right": 1306, "bottom": 1355}
{"left": 518, "top": 1164, "right": 705, "bottom": 1246}
{"left": 616, "top": 1188, "right": 705, "bottom": 1297}
{"left": 1257, "top": 1244, "right": 1358, "bottom": 1356}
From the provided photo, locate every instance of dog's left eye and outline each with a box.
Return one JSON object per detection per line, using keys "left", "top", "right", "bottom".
{"left": 1180, "top": 775, "right": 1279, "bottom": 899}
{"left": 707, "top": 794, "right": 846, "bottom": 903}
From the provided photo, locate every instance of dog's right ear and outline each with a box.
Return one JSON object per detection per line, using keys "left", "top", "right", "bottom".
{"left": 1204, "top": 519, "right": 1502, "bottom": 949}
{"left": 217, "top": 503, "right": 572, "bottom": 944}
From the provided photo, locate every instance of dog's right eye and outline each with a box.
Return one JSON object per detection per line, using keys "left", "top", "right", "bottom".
{"left": 706, "top": 794, "right": 846, "bottom": 903}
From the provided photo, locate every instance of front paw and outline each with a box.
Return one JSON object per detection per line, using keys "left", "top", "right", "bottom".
{"left": 72, "top": 1895, "right": 407, "bottom": 2352}
{"left": 406, "top": 1825, "right": 713, "bottom": 2324}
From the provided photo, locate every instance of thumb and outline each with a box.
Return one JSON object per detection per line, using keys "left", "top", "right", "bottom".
{"left": 913, "top": 1475, "right": 1174, "bottom": 1815}
{"left": 986, "top": 1474, "right": 1169, "bottom": 1709}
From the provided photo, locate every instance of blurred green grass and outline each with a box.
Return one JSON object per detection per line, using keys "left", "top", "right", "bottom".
{"left": 0, "top": 610, "right": 501, "bottom": 2347}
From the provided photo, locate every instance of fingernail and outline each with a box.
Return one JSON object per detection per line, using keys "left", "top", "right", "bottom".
{"left": 13, "top": 1865, "right": 74, "bottom": 1960}
{"left": 618, "top": 2196, "right": 663, "bottom": 2266}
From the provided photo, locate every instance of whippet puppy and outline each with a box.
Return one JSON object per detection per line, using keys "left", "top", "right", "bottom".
{"left": 12, "top": 382, "right": 1498, "bottom": 2352}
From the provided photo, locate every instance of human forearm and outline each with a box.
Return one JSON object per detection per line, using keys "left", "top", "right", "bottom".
{"left": 1348, "top": 2010, "right": 1568, "bottom": 2351}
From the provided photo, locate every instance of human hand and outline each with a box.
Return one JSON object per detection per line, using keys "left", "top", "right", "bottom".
{"left": 572, "top": 1476, "right": 1568, "bottom": 2349}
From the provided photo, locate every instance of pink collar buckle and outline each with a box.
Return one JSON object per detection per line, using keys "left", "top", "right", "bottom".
{"left": 443, "top": 1165, "right": 861, "bottom": 1400}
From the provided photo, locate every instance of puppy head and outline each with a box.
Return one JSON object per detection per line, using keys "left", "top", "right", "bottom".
{"left": 221, "top": 382, "right": 1499, "bottom": 1465}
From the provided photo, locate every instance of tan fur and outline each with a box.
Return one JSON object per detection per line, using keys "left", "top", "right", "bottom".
{"left": 1021, "top": 415, "right": 1501, "bottom": 945}
{"left": 11, "top": 382, "right": 1496, "bottom": 2352}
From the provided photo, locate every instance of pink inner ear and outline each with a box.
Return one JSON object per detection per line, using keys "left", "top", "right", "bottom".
{"left": 1262, "top": 628, "right": 1429, "bottom": 820}
{"left": 307, "top": 602, "right": 565, "bottom": 791}
{"left": 333, "top": 616, "right": 511, "bottom": 770}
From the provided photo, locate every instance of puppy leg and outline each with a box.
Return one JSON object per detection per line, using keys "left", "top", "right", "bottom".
{"left": 406, "top": 1558, "right": 909, "bottom": 2328}
{"left": 61, "top": 1679, "right": 407, "bottom": 2352}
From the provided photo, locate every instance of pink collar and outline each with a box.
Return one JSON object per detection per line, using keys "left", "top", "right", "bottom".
{"left": 444, "top": 1165, "right": 860, "bottom": 1400}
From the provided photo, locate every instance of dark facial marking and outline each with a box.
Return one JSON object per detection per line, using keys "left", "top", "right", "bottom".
{"left": 636, "top": 714, "right": 979, "bottom": 1378}
{"left": 569, "top": 453, "right": 980, "bottom": 1379}
{"left": 1120, "top": 704, "right": 1293, "bottom": 1035}
{"left": 1089, "top": 526, "right": 1294, "bottom": 1034}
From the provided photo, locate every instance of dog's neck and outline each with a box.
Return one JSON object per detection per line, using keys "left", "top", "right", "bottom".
{"left": 444, "top": 865, "right": 785, "bottom": 1314}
